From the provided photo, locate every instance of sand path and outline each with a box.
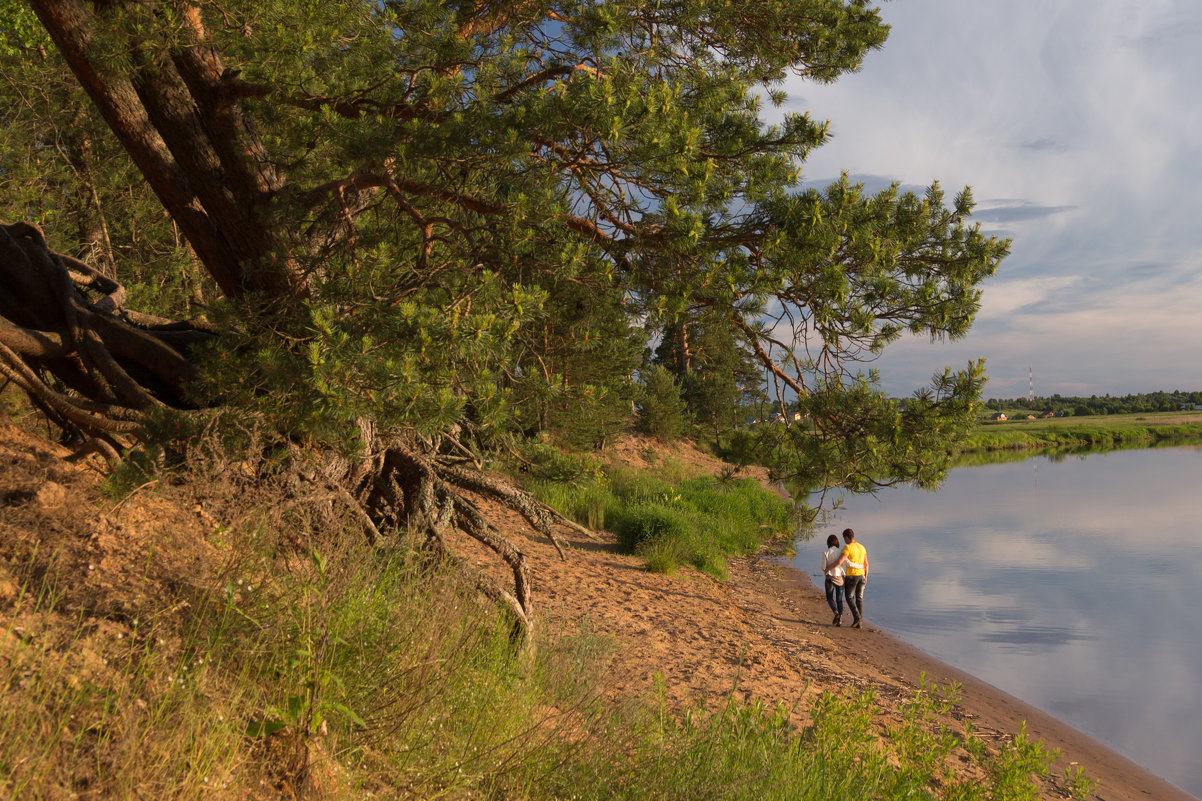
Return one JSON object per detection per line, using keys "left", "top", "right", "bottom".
{"left": 495, "top": 510, "right": 1196, "bottom": 801}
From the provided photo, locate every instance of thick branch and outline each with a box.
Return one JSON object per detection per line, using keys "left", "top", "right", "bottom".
{"left": 732, "top": 310, "right": 807, "bottom": 399}
{"left": 0, "top": 317, "right": 70, "bottom": 359}
{"left": 1, "top": 221, "right": 217, "bottom": 440}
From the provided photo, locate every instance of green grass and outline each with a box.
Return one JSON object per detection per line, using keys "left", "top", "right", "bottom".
{"left": 0, "top": 558, "right": 254, "bottom": 798}
{"left": 545, "top": 678, "right": 1076, "bottom": 801}
{"left": 527, "top": 466, "right": 798, "bottom": 578}
{"left": 964, "top": 411, "right": 1202, "bottom": 454}
{"left": 1, "top": 521, "right": 1094, "bottom": 801}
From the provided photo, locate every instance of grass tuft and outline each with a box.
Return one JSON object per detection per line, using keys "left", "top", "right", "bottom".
{"left": 529, "top": 467, "right": 797, "bottom": 577}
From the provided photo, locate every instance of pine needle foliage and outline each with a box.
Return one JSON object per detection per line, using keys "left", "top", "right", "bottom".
{"left": 4, "top": 0, "right": 1006, "bottom": 493}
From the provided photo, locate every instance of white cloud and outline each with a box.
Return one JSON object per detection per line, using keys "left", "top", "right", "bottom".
{"left": 781, "top": 1, "right": 1202, "bottom": 395}
{"left": 975, "top": 275, "right": 1081, "bottom": 320}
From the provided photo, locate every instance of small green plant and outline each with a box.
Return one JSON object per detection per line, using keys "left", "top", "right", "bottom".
{"left": 887, "top": 676, "right": 962, "bottom": 775}
{"left": 1064, "top": 763, "right": 1096, "bottom": 799}
{"left": 983, "top": 723, "right": 1054, "bottom": 801}
{"left": 242, "top": 549, "right": 366, "bottom": 743}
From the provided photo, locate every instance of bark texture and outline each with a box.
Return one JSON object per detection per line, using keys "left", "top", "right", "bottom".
{"left": 28, "top": 0, "right": 301, "bottom": 299}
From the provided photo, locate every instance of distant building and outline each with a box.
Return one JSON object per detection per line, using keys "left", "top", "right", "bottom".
{"left": 990, "top": 412, "right": 1008, "bottom": 421}
{"left": 1181, "top": 403, "right": 1202, "bottom": 411}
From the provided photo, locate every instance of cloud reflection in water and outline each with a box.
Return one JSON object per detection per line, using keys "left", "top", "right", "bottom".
{"left": 795, "top": 445, "right": 1202, "bottom": 796}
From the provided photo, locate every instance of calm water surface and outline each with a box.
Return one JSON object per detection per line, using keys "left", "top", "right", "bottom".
{"left": 794, "top": 445, "right": 1202, "bottom": 798}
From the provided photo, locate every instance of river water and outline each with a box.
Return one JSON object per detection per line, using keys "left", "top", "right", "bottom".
{"left": 794, "top": 444, "right": 1202, "bottom": 798}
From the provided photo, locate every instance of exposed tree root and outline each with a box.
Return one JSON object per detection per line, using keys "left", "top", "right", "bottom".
{"left": 435, "top": 459, "right": 570, "bottom": 559}
{"left": 361, "top": 445, "right": 538, "bottom": 643}
{"left": 2, "top": 222, "right": 587, "bottom": 646}
{"left": 0, "top": 221, "right": 216, "bottom": 445}
{"left": 65, "top": 436, "right": 122, "bottom": 464}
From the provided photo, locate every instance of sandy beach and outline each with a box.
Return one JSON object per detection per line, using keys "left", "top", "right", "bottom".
{"left": 506, "top": 502, "right": 1198, "bottom": 801}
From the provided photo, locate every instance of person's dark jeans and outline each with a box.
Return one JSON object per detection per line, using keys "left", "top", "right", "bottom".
{"left": 824, "top": 578, "right": 844, "bottom": 615}
{"left": 843, "top": 574, "right": 865, "bottom": 622}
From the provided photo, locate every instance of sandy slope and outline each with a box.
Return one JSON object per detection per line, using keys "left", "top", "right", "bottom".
{"left": 1, "top": 423, "right": 1193, "bottom": 800}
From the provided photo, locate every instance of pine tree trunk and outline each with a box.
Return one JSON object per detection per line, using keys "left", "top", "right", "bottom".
{"left": 28, "top": 0, "right": 302, "bottom": 300}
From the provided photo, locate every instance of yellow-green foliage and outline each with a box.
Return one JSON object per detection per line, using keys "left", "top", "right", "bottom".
{"left": 529, "top": 467, "right": 798, "bottom": 578}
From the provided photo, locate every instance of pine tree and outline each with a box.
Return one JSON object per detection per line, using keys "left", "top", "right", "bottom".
{"left": 1, "top": 0, "right": 1010, "bottom": 631}
{"left": 653, "top": 311, "right": 765, "bottom": 447}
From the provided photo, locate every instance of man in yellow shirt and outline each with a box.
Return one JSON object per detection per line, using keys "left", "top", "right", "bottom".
{"left": 826, "top": 528, "right": 869, "bottom": 629}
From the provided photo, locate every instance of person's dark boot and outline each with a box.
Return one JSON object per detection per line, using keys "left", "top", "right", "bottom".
{"left": 852, "top": 618, "right": 862, "bottom": 629}
{"left": 833, "top": 613, "right": 841, "bottom": 626}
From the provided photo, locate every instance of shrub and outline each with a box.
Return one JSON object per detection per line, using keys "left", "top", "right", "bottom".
{"left": 636, "top": 366, "right": 691, "bottom": 442}
{"left": 598, "top": 472, "right": 794, "bottom": 577}
{"left": 526, "top": 474, "right": 617, "bottom": 531}
{"left": 637, "top": 534, "right": 691, "bottom": 574}
{"left": 612, "top": 502, "right": 694, "bottom": 553}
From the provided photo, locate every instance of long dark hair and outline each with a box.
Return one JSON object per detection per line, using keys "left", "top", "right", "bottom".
{"left": 826, "top": 534, "right": 839, "bottom": 548}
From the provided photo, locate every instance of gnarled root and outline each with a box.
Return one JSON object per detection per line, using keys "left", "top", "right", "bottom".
{"left": 0, "top": 220, "right": 216, "bottom": 444}
{"left": 435, "top": 459, "right": 572, "bottom": 559}
{"left": 365, "top": 445, "right": 539, "bottom": 646}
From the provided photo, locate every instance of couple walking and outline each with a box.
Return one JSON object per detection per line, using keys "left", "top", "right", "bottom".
{"left": 821, "top": 528, "right": 868, "bottom": 629}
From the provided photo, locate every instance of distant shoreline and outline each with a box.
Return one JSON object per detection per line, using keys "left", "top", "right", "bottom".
{"left": 961, "top": 411, "right": 1202, "bottom": 454}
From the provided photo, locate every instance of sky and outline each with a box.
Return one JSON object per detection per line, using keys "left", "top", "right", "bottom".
{"left": 782, "top": 0, "right": 1202, "bottom": 399}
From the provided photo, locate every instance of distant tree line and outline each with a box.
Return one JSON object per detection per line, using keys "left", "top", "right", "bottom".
{"left": 983, "top": 391, "right": 1202, "bottom": 417}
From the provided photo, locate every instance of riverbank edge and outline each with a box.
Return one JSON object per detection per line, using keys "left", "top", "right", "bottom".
{"left": 594, "top": 433, "right": 1199, "bottom": 799}
{"left": 960, "top": 418, "right": 1202, "bottom": 454}
{"left": 754, "top": 554, "right": 1198, "bottom": 801}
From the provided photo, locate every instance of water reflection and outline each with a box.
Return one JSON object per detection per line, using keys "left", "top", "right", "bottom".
{"left": 795, "top": 445, "right": 1202, "bottom": 798}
